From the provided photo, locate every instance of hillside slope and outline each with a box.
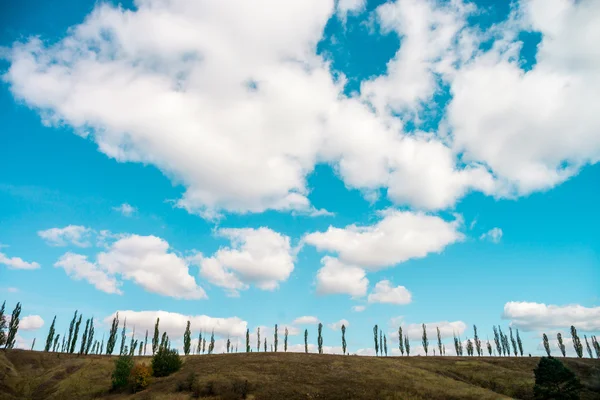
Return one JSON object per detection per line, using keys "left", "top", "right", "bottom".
{"left": 1, "top": 350, "right": 598, "bottom": 400}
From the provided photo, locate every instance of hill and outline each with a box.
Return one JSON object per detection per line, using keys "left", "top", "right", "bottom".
{"left": 0, "top": 350, "right": 598, "bottom": 399}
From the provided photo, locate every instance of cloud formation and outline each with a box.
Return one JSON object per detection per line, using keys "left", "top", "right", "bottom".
{"left": 38, "top": 225, "right": 92, "bottom": 247}
{"left": 0, "top": 252, "right": 40, "bottom": 270}
{"left": 502, "top": 301, "right": 600, "bottom": 332}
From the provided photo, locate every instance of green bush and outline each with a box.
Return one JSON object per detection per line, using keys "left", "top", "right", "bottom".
{"left": 533, "top": 356, "right": 582, "bottom": 400}
{"left": 112, "top": 355, "right": 134, "bottom": 390}
{"left": 151, "top": 347, "right": 182, "bottom": 377}
{"left": 129, "top": 363, "right": 152, "bottom": 393}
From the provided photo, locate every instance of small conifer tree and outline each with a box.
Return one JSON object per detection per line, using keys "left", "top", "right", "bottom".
{"left": 152, "top": 317, "right": 160, "bottom": 355}
{"left": 284, "top": 327, "right": 288, "bottom": 352}
{"left": 341, "top": 324, "right": 346, "bottom": 355}
{"left": 422, "top": 323, "right": 429, "bottom": 356}
{"left": 557, "top": 332, "right": 566, "bottom": 357}
{"left": 543, "top": 333, "right": 551, "bottom": 356}
{"left": 246, "top": 328, "right": 250, "bottom": 353}
{"left": 473, "top": 325, "right": 481, "bottom": 356}
{"left": 373, "top": 325, "right": 379, "bottom": 356}
{"left": 516, "top": 329, "right": 523, "bottom": 356}
{"left": 274, "top": 324, "right": 278, "bottom": 352}
{"left": 0, "top": 301, "right": 6, "bottom": 347}
{"left": 384, "top": 334, "right": 387, "bottom": 356}
{"left": 183, "top": 321, "right": 191, "bottom": 356}
{"left": 405, "top": 335, "right": 410, "bottom": 356}
{"left": 106, "top": 313, "right": 119, "bottom": 355}
{"left": 317, "top": 323, "right": 323, "bottom": 354}
{"left": 44, "top": 316, "right": 56, "bottom": 352}
{"left": 437, "top": 327, "right": 442, "bottom": 356}
{"left": 398, "top": 326, "right": 404, "bottom": 356}
{"left": 304, "top": 329, "right": 308, "bottom": 353}
{"left": 69, "top": 314, "right": 82, "bottom": 354}
{"left": 570, "top": 326, "right": 583, "bottom": 358}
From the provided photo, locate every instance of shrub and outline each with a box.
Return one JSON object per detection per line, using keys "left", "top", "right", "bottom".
{"left": 129, "top": 363, "right": 152, "bottom": 393}
{"left": 533, "top": 356, "right": 582, "bottom": 400}
{"left": 112, "top": 355, "right": 134, "bottom": 390}
{"left": 176, "top": 372, "right": 197, "bottom": 392}
{"left": 151, "top": 347, "right": 182, "bottom": 377}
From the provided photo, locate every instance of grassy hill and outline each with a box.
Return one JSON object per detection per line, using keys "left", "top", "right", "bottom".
{"left": 1, "top": 349, "right": 599, "bottom": 400}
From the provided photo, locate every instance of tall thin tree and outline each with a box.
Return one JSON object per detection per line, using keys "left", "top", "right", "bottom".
{"left": 493, "top": 326, "right": 501, "bottom": 356}
{"left": 85, "top": 318, "right": 94, "bottom": 355}
{"left": 509, "top": 327, "right": 518, "bottom": 356}
{"left": 317, "top": 323, "right": 323, "bottom": 354}
{"left": 106, "top": 313, "right": 119, "bottom": 355}
{"left": 405, "top": 335, "right": 410, "bottom": 356}
{"left": 246, "top": 328, "right": 250, "bottom": 353}
{"left": 570, "top": 326, "right": 583, "bottom": 358}
{"left": 184, "top": 320, "right": 191, "bottom": 356}
{"left": 304, "top": 329, "right": 308, "bottom": 353}
{"left": 53, "top": 334, "right": 60, "bottom": 352}
{"left": 69, "top": 313, "right": 82, "bottom": 354}
{"left": 66, "top": 310, "right": 78, "bottom": 353}
{"left": 44, "top": 316, "right": 56, "bottom": 352}
{"left": 152, "top": 317, "right": 160, "bottom": 355}
{"left": 422, "top": 323, "right": 429, "bottom": 356}
{"left": 474, "top": 325, "right": 481, "bottom": 356}
{"left": 516, "top": 329, "right": 523, "bottom": 356}
{"left": 263, "top": 337, "right": 267, "bottom": 352}
{"left": 542, "top": 333, "right": 551, "bottom": 356}
{"left": 341, "top": 324, "right": 346, "bottom": 355}
{"left": 557, "top": 332, "right": 566, "bottom": 357}
{"left": 0, "top": 301, "right": 6, "bottom": 347}
{"left": 257, "top": 327, "right": 261, "bottom": 352}
{"left": 398, "top": 326, "right": 404, "bottom": 356}
{"left": 486, "top": 339, "right": 492, "bottom": 356}
{"left": 584, "top": 335, "right": 593, "bottom": 358}
{"left": 209, "top": 330, "right": 215, "bottom": 354}
{"left": 79, "top": 318, "right": 90, "bottom": 354}
{"left": 119, "top": 318, "right": 127, "bottom": 355}
{"left": 437, "top": 327, "right": 442, "bottom": 356}
{"left": 274, "top": 324, "right": 278, "bottom": 352}
{"left": 384, "top": 334, "right": 388, "bottom": 356}
{"left": 373, "top": 325, "right": 379, "bottom": 356}
{"left": 591, "top": 336, "right": 600, "bottom": 358}
{"left": 284, "top": 327, "right": 288, "bottom": 352}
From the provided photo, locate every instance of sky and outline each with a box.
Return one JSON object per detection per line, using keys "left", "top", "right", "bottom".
{"left": 0, "top": 0, "right": 599, "bottom": 357}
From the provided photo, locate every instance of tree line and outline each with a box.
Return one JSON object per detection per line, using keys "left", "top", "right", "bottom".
{"left": 2, "top": 300, "right": 599, "bottom": 359}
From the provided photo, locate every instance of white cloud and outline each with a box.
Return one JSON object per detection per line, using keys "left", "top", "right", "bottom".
{"left": 55, "top": 252, "right": 123, "bottom": 294}
{"left": 293, "top": 316, "right": 320, "bottom": 325}
{"left": 480, "top": 227, "right": 503, "bottom": 243}
{"left": 0, "top": 252, "right": 40, "bottom": 270}
{"left": 193, "top": 227, "right": 294, "bottom": 296}
{"left": 20, "top": 315, "right": 44, "bottom": 331}
{"left": 388, "top": 319, "right": 467, "bottom": 341}
{"left": 38, "top": 225, "right": 92, "bottom": 247}
{"left": 368, "top": 280, "right": 412, "bottom": 305}
{"left": 502, "top": 301, "right": 600, "bottom": 332}
{"left": 113, "top": 203, "right": 137, "bottom": 216}
{"left": 328, "top": 319, "right": 349, "bottom": 330}
{"left": 103, "top": 310, "right": 246, "bottom": 339}
{"left": 304, "top": 210, "right": 463, "bottom": 270}
{"left": 315, "top": 256, "right": 368, "bottom": 297}
{"left": 336, "top": 0, "right": 366, "bottom": 21}
{"left": 352, "top": 305, "right": 366, "bottom": 312}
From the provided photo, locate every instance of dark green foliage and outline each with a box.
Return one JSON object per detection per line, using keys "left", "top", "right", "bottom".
{"left": 422, "top": 323, "right": 429, "bottom": 356}
{"left": 246, "top": 329, "right": 250, "bottom": 353}
{"left": 493, "top": 326, "right": 501, "bottom": 356}
{"left": 66, "top": 311, "right": 77, "bottom": 354}
{"left": 304, "top": 329, "right": 308, "bottom": 353}
{"left": 184, "top": 320, "right": 191, "bottom": 355}
{"left": 533, "top": 356, "right": 582, "bottom": 400}
{"left": 85, "top": 318, "right": 94, "bottom": 355}
{"left": 202, "top": 337, "right": 206, "bottom": 354}
{"left": 284, "top": 327, "right": 288, "bottom": 352}
{"left": 152, "top": 347, "right": 182, "bottom": 377}
{"left": 591, "top": 336, "right": 600, "bottom": 358}
{"left": 257, "top": 327, "right": 260, "bottom": 352}
{"left": 119, "top": 318, "right": 127, "bottom": 355}
{"left": 584, "top": 335, "right": 592, "bottom": 358}
{"left": 317, "top": 323, "right": 323, "bottom": 354}
{"left": 227, "top": 337, "right": 231, "bottom": 353}
{"left": 466, "top": 339, "right": 473, "bottom": 356}
{"left": 517, "top": 329, "right": 524, "bottom": 356}
{"left": 52, "top": 334, "right": 60, "bottom": 352}
{"left": 152, "top": 317, "right": 160, "bottom": 355}
{"left": 30, "top": 338, "right": 36, "bottom": 350}
{"left": 0, "top": 301, "right": 6, "bottom": 347}
{"left": 80, "top": 318, "right": 90, "bottom": 354}
{"left": 570, "top": 326, "right": 583, "bottom": 358}
{"left": 341, "top": 324, "right": 346, "bottom": 355}
{"left": 5, "top": 302, "right": 21, "bottom": 349}
{"left": 486, "top": 340, "right": 492, "bottom": 356}
{"left": 209, "top": 330, "right": 215, "bottom": 354}
{"left": 263, "top": 338, "right": 266, "bottom": 352}
{"left": 373, "top": 325, "right": 379, "bottom": 356}
{"left": 510, "top": 327, "right": 518, "bottom": 356}
{"left": 383, "top": 334, "right": 387, "bottom": 356}
{"left": 107, "top": 313, "right": 119, "bottom": 355}
{"left": 557, "top": 333, "right": 566, "bottom": 357}
{"left": 274, "top": 324, "right": 278, "bottom": 352}
{"left": 405, "top": 335, "right": 410, "bottom": 356}
{"left": 61, "top": 332, "right": 66, "bottom": 352}
{"left": 473, "top": 325, "right": 481, "bottom": 356}
{"left": 129, "top": 326, "right": 136, "bottom": 357}
{"left": 144, "top": 329, "right": 148, "bottom": 356}
{"left": 437, "top": 327, "right": 442, "bottom": 356}
{"left": 44, "top": 316, "right": 56, "bottom": 352}
{"left": 112, "top": 355, "right": 134, "bottom": 390}
{"left": 398, "top": 327, "right": 404, "bottom": 356}
{"left": 453, "top": 333, "right": 460, "bottom": 356}
{"left": 69, "top": 314, "right": 82, "bottom": 354}
{"left": 543, "top": 333, "right": 551, "bottom": 356}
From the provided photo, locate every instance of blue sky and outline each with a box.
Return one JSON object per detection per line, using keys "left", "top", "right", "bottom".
{"left": 1, "top": 0, "right": 599, "bottom": 356}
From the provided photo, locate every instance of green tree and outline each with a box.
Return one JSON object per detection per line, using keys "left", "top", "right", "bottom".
{"left": 533, "top": 357, "right": 582, "bottom": 400}
{"left": 498, "top": 326, "right": 507, "bottom": 356}
{"left": 341, "top": 324, "right": 346, "bottom": 355}
{"left": 284, "top": 327, "right": 288, "bottom": 352}
{"left": 584, "top": 335, "right": 593, "bottom": 358}
{"left": 152, "top": 347, "right": 182, "bottom": 377}
{"left": 129, "top": 326, "right": 136, "bottom": 356}
{"left": 516, "top": 329, "right": 524, "bottom": 356}
{"left": 152, "top": 317, "right": 160, "bottom": 355}
{"left": 510, "top": 327, "right": 518, "bottom": 356}
{"left": 61, "top": 331, "right": 66, "bottom": 352}
{"left": 246, "top": 328, "right": 250, "bottom": 353}
{"left": 44, "top": 316, "right": 56, "bottom": 352}
{"left": 542, "top": 333, "right": 551, "bottom": 356}
{"left": 384, "top": 334, "right": 388, "bottom": 356}
{"left": 209, "top": 330, "right": 215, "bottom": 354}
{"left": 111, "top": 355, "right": 134, "bottom": 390}
{"left": 437, "top": 327, "right": 442, "bottom": 356}
{"left": 570, "top": 326, "right": 583, "bottom": 358}
{"left": 80, "top": 318, "right": 90, "bottom": 354}
{"left": 274, "top": 324, "right": 278, "bottom": 352}
{"left": 422, "top": 323, "right": 429, "bottom": 356}
{"left": 85, "top": 318, "right": 94, "bottom": 355}
{"left": 202, "top": 337, "right": 206, "bottom": 354}
{"left": 380, "top": 330, "right": 383, "bottom": 357}
{"left": 52, "top": 334, "right": 60, "bottom": 352}
{"left": 486, "top": 340, "right": 492, "bottom": 356}
{"left": 493, "top": 326, "right": 501, "bottom": 356}
{"left": 66, "top": 310, "right": 78, "bottom": 353}
{"left": 373, "top": 325, "right": 379, "bottom": 356}
{"left": 591, "top": 335, "right": 600, "bottom": 358}
{"left": 0, "top": 301, "right": 6, "bottom": 346}
{"left": 405, "top": 335, "right": 410, "bottom": 356}
{"left": 466, "top": 339, "right": 473, "bottom": 356}
{"left": 474, "top": 325, "right": 481, "bottom": 356}
{"left": 257, "top": 327, "right": 260, "bottom": 352}
{"left": 227, "top": 337, "right": 231, "bottom": 353}
{"left": 304, "top": 329, "right": 308, "bottom": 353}
{"left": 30, "top": 338, "right": 36, "bottom": 351}
{"left": 144, "top": 329, "right": 148, "bottom": 356}
{"left": 196, "top": 332, "right": 202, "bottom": 355}
{"left": 183, "top": 320, "right": 191, "bottom": 356}
{"left": 69, "top": 313, "right": 82, "bottom": 354}
{"left": 398, "top": 326, "right": 404, "bottom": 356}
{"left": 453, "top": 333, "right": 460, "bottom": 356}
{"left": 106, "top": 313, "right": 119, "bottom": 355}
{"left": 263, "top": 337, "right": 267, "bottom": 352}
{"left": 557, "top": 333, "right": 566, "bottom": 357}
{"left": 317, "top": 323, "right": 323, "bottom": 354}
{"left": 119, "top": 318, "right": 127, "bottom": 355}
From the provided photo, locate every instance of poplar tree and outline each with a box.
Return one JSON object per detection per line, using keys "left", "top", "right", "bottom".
{"left": 341, "top": 324, "right": 346, "bottom": 355}
{"left": 557, "top": 333, "right": 566, "bottom": 357}
{"left": 473, "top": 325, "right": 481, "bottom": 356}
{"left": 106, "top": 314, "right": 119, "bottom": 355}
{"left": 138, "top": 342, "right": 143, "bottom": 356}
{"left": 197, "top": 332, "right": 202, "bottom": 355}
{"left": 129, "top": 326, "right": 137, "bottom": 357}
{"left": 209, "top": 330, "right": 215, "bottom": 354}
{"left": 100, "top": 336, "right": 104, "bottom": 354}
{"left": 516, "top": 329, "right": 524, "bottom": 356}
{"left": 0, "top": 301, "right": 6, "bottom": 347}
{"left": 227, "top": 337, "right": 231, "bottom": 353}
{"left": 437, "top": 327, "right": 442, "bottom": 356}
{"left": 274, "top": 324, "right": 278, "bottom": 352}
{"left": 591, "top": 336, "right": 600, "bottom": 358}
{"left": 466, "top": 339, "right": 473, "bottom": 356}
{"left": 405, "top": 335, "right": 410, "bottom": 356}
{"left": 570, "top": 326, "right": 583, "bottom": 358}
{"left": 80, "top": 318, "right": 90, "bottom": 354}
{"left": 486, "top": 340, "right": 492, "bottom": 356}
{"left": 510, "top": 327, "right": 518, "bottom": 356}
{"left": 152, "top": 317, "right": 160, "bottom": 355}
{"left": 263, "top": 338, "right": 267, "bottom": 352}
{"left": 304, "top": 329, "right": 308, "bottom": 353}
{"left": 66, "top": 311, "right": 78, "bottom": 352}
{"left": 85, "top": 318, "right": 94, "bottom": 355}
{"left": 373, "top": 325, "right": 379, "bottom": 356}
{"left": 443, "top": 344, "right": 446, "bottom": 355}
{"left": 384, "top": 334, "right": 388, "bottom": 356}
{"left": 498, "top": 326, "right": 507, "bottom": 356}
{"left": 53, "top": 334, "right": 60, "bottom": 352}
{"left": 398, "top": 327, "right": 404, "bottom": 356}
{"left": 379, "top": 330, "right": 383, "bottom": 357}
{"left": 184, "top": 321, "right": 191, "bottom": 356}
{"left": 257, "top": 327, "right": 261, "bottom": 352}
{"left": 317, "top": 323, "right": 323, "bottom": 354}
{"left": 61, "top": 331, "right": 66, "bottom": 352}
{"left": 453, "top": 333, "right": 460, "bottom": 356}
{"left": 202, "top": 337, "right": 206, "bottom": 354}
{"left": 45, "top": 316, "right": 56, "bottom": 352}
{"left": 584, "top": 335, "right": 593, "bottom": 358}
{"left": 493, "top": 326, "right": 501, "bottom": 356}
{"left": 144, "top": 329, "right": 148, "bottom": 355}
{"left": 284, "top": 327, "right": 289, "bottom": 352}
{"left": 69, "top": 314, "right": 82, "bottom": 354}
{"left": 543, "top": 333, "right": 551, "bottom": 356}
{"left": 422, "top": 323, "right": 429, "bottom": 356}
{"left": 246, "top": 328, "right": 250, "bottom": 353}
{"left": 119, "top": 318, "right": 127, "bottom": 355}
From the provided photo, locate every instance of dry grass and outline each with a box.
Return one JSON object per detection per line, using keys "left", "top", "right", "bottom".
{"left": 1, "top": 350, "right": 598, "bottom": 400}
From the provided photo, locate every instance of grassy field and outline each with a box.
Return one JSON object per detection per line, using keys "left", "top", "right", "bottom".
{"left": 0, "top": 349, "right": 598, "bottom": 400}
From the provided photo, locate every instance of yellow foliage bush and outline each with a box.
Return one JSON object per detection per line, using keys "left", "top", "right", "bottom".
{"left": 129, "top": 363, "right": 152, "bottom": 393}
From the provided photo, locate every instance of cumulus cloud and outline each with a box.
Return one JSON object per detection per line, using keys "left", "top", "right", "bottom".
{"left": 0, "top": 252, "right": 40, "bottom": 270}
{"left": 113, "top": 203, "right": 137, "bottom": 216}
{"left": 480, "top": 227, "right": 503, "bottom": 243}
{"left": 328, "top": 319, "right": 349, "bottom": 330}
{"left": 502, "top": 301, "right": 600, "bottom": 332}
{"left": 304, "top": 210, "right": 463, "bottom": 271}
{"left": 293, "top": 316, "right": 320, "bottom": 325}
{"left": 388, "top": 319, "right": 467, "bottom": 341}
{"left": 55, "top": 253, "right": 123, "bottom": 294}
{"left": 192, "top": 227, "right": 295, "bottom": 296}
{"left": 368, "top": 280, "right": 412, "bottom": 305}
{"left": 104, "top": 310, "right": 246, "bottom": 339}
{"left": 315, "top": 256, "right": 368, "bottom": 297}
{"left": 38, "top": 225, "right": 92, "bottom": 247}
{"left": 20, "top": 315, "right": 44, "bottom": 331}
{"left": 336, "top": 0, "right": 366, "bottom": 21}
